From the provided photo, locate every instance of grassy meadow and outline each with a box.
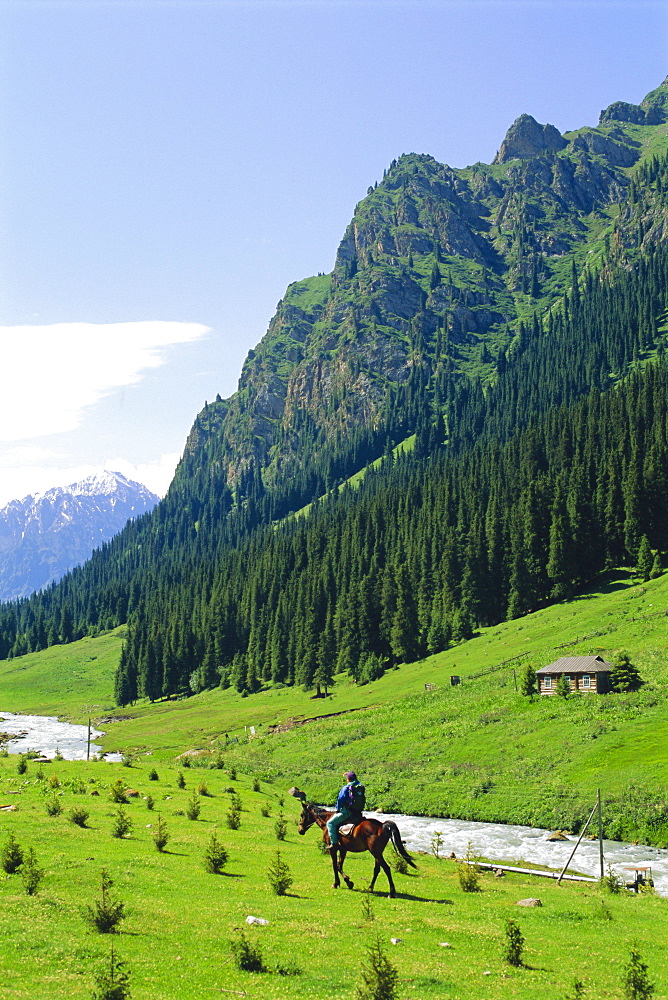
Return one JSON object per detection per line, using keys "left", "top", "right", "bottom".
{"left": 3, "top": 567, "right": 666, "bottom": 843}
{"left": 0, "top": 752, "right": 667, "bottom": 1000}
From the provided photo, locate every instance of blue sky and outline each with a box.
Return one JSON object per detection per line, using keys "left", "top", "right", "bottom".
{"left": 0, "top": 0, "right": 666, "bottom": 503}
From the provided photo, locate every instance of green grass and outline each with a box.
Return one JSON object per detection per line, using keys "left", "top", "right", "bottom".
{"left": 0, "top": 753, "right": 666, "bottom": 999}
{"left": 1, "top": 570, "right": 668, "bottom": 843}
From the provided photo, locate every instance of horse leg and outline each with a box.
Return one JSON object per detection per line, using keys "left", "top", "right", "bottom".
{"left": 369, "top": 860, "right": 381, "bottom": 892}
{"left": 339, "top": 848, "right": 354, "bottom": 890}
{"left": 330, "top": 845, "right": 341, "bottom": 888}
{"left": 378, "top": 853, "right": 396, "bottom": 898}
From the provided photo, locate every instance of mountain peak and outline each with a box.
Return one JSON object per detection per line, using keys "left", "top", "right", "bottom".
{"left": 493, "top": 113, "right": 567, "bottom": 164}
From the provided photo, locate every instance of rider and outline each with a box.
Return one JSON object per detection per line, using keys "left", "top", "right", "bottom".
{"left": 327, "top": 771, "right": 364, "bottom": 849}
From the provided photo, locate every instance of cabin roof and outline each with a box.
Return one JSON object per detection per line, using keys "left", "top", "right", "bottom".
{"left": 536, "top": 655, "right": 614, "bottom": 676}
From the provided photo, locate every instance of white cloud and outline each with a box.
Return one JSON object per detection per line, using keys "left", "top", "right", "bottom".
{"left": 0, "top": 320, "right": 210, "bottom": 443}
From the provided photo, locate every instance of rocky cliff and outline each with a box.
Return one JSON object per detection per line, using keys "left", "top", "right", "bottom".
{"left": 177, "top": 79, "right": 668, "bottom": 509}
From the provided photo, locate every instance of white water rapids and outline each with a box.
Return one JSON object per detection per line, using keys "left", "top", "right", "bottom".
{"left": 0, "top": 711, "right": 112, "bottom": 761}
{"left": 2, "top": 712, "right": 666, "bottom": 894}
{"left": 370, "top": 811, "right": 668, "bottom": 897}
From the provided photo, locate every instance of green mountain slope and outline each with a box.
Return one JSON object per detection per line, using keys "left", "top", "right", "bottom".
{"left": 2, "top": 77, "right": 668, "bottom": 709}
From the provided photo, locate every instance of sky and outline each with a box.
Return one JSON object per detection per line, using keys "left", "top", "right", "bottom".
{"left": 0, "top": 0, "right": 666, "bottom": 505}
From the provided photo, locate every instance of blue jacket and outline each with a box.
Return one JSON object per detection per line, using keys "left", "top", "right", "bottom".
{"left": 336, "top": 780, "right": 360, "bottom": 812}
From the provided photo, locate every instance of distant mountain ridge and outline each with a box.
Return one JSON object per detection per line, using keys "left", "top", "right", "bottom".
{"left": 0, "top": 472, "right": 159, "bottom": 600}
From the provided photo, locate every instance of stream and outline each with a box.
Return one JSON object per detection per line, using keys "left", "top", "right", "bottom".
{"left": 371, "top": 811, "right": 668, "bottom": 897}
{"left": 0, "top": 711, "right": 113, "bottom": 761}
{"left": 1, "top": 712, "right": 666, "bottom": 894}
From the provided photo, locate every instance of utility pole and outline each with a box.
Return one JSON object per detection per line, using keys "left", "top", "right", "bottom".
{"left": 597, "top": 787, "right": 604, "bottom": 879}
{"left": 87, "top": 718, "right": 91, "bottom": 761}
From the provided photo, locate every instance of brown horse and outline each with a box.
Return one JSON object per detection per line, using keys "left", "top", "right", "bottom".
{"left": 297, "top": 801, "right": 417, "bottom": 898}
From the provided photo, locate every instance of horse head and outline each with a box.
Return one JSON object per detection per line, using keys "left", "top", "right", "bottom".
{"left": 297, "top": 800, "right": 316, "bottom": 836}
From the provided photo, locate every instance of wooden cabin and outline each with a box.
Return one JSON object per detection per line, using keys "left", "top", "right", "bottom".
{"left": 535, "top": 656, "right": 613, "bottom": 695}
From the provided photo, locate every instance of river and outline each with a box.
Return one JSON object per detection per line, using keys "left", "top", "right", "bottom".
{"left": 1, "top": 712, "right": 666, "bottom": 894}
{"left": 371, "top": 811, "right": 668, "bottom": 897}
{"left": 0, "top": 711, "right": 112, "bottom": 761}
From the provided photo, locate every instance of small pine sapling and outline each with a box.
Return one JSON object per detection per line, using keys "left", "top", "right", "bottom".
{"left": 45, "top": 795, "right": 63, "bottom": 817}
{"left": 145, "top": 795, "right": 154, "bottom": 811}
{"left": 622, "top": 944, "right": 655, "bottom": 1000}
{"left": 430, "top": 830, "right": 444, "bottom": 859}
{"left": 85, "top": 869, "right": 126, "bottom": 934}
{"left": 600, "top": 864, "right": 624, "bottom": 894}
{"left": 356, "top": 935, "right": 399, "bottom": 1000}
{"left": 176, "top": 771, "right": 186, "bottom": 789}
{"left": 148, "top": 768, "right": 158, "bottom": 781}
{"left": 185, "top": 791, "right": 201, "bottom": 821}
{"left": 69, "top": 806, "right": 90, "bottom": 828}
{"left": 360, "top": 893, "right": 375, "bottom": 922}
{"left": 204, "top": 829, "right": 229, "bottom": 874}
{"left": 109, "top": 779, "right": 128, "bottom": 804}
{"left": 226, "top": 792, "right": 242, "bottom": 830}
{"left": 230, "top": 931, "right": 266, "bottom": 973}
{"left": 457, "top": 842, "right": 480, "bottom": 892}
{"left": 565, "top": 979, "right": 586, "bottom": 1000}
{"left": 1, "top": 832, "right": 24, "bottom": 873}
{"left": 267, "top": 849, "right": 293, "bottom": 896}
{"left": 20, "top": 848, "right": 45, "bottom": 896}
{"left": 252, "top": 777, "right": 261, "bottom": 792}
{"left": 152, "top": 815, "right": 169, "bottom": 852}
{"left": 197, "top": 778, "right": 211, "bottom": 797}
{"left": 92, "top": 944, "right": 131, "bottom": 1000}
{"left": 111, "top": 807, "right": 133, "bottom": 839}
{"left": 502, "top": 918, "right": 524, "bottom": 967}
{"left": 16, "top": 754, "right": 27, "bottom": 775}
{"left": 274, "top": 811, "right": 288, "bottom": 841}
{"left": 556, "top": 673, "right": 571, "bottom": 698}
{"left": 260, "top": 803, "right": 271, "bottom": 817}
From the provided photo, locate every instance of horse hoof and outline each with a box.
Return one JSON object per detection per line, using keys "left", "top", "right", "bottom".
{"left": 332, "top": 883, "right": 339, "bottom": 889}
{"left": 345, "top": 880, "right": 355, "bottom": 890}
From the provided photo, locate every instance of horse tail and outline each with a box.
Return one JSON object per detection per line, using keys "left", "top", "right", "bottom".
{"left": 383, "top": 821, "right": 418, "bottom": 869}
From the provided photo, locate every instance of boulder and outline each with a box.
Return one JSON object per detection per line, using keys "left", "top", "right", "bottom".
{"left": 517, "top": 898, "right": 542, "bottom": 907}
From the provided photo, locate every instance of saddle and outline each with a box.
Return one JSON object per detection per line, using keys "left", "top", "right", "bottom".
{"left": 338, "top": 812, "right": 364, "bottom": 837}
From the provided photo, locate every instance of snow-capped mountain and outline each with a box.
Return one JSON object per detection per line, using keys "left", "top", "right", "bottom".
{"left": 0, "top": 472, "right": 160, "bottom": 600}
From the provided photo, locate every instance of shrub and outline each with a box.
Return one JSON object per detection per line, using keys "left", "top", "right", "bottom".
{"left": 356, "top": 935, "right": 399, "bottom": 1000}
{"left": 274, "top": 812, "right": 288, "bottom": 841}
{"left": 181, "top": 756, "right": 191, "bottom": 769}
{"left": 267, "top": 849, "right": 293, "bottom": 896}
{"left": 152, "top": 815, "right": 169, "bottom": 852}
{"left": 457, "top": 843, "right": 480, "bottom": 892}
{"left": 260, "top": 804, "right": 271, "bottom": 818}
{"left": 111, "top": 808, "right": 133, "bottom": 839}
{"left": 393, "top": 853, "right": 410, "bottom": 875}
{"left": 85, "top": 870, "right": 126, "bottom": 934}
{"left": 622, "top": 944, "right": 655, "bottom": 999}
{"left": 176, "top": 772, "right": 186, "bottom": 789}
{"left": 197, "top": 778, "right": 211, "bottom": 797}
{"left": 148, "top": 768, "right": 159, "bottom": 781}
{"left": 566, "top": 980, "right": 586, "bottom": 1000}
{"left": 109, "top": 779, "right": 128, "bottom": 804}
{"left": 121, "top": 753, "right": 133, "bottom": 768}
{"left": 600, "top": 864, "right": 624, "bottom": 894}
{"left": 611, "top": 653, "right": 643, "bottom": 693}
{"left": 228, "top": 766, "right": 237, "bottom": 781}
{"left": 230, "top": 931, "right": 267, "bottom": 973}
{"left": 1, "top": 832, "right": 24, "bottom": 874}
{"left": 520, "top": 663, "right": 537, "bottom": 697}
{"left": 145, "top": 795, "right": 154, "bottom": 811}
{"left": 69, "top": 806, "right": 90, "bottom": 828}
{"left": 20, "top": 848, "right": 45, "bottom": 896}
{"left": 204, "top": 829, "right": 229, "bottom": 874}
{"left": 48, "top": 772, "right": 61, "bottom": 789}
{"left": 430, "top": 830, "right": 444, "bottom": 859}
{"left": 360, "top": 893, "right": 375, "bottom": 922}
{"left": 502, "top": 918, "right": 524, "bottom": 967}
{"left": 226, "top": 793, "right": 242, "bottom": 830}
{"left": 185, "top": 792, "right": 201, "bottom": 821}
{"left": 92, "top": 945, "right": 131, "bottom": 1000}
{"left": 252, "top": 777, "right": 261, "bottom": 792}
{"left": 556, "top": 673, "right": 571, "bottom": 698}
{"left": 16, "top": 755, "right": 27, "bottom": 775}
{"left": 45, "top": 795, "right": 63, "bottom": 817}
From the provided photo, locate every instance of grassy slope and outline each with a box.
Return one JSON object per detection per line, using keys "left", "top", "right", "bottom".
{"left": 0, "top": 754, "right": 666, "bottom": 1000}
{"left": 1, "top": 570, "right": 667, "bottom": 843}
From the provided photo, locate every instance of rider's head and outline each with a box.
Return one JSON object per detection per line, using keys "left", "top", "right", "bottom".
{"left": 344, "top": 771, "right": 357, "bottom": 782}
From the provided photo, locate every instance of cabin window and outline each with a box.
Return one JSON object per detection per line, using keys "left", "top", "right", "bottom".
{"left": 582, "top": 674, "right": 591, "bottom": 688}
{"left": 543, "top": 676, "right": 552, "bottom": 689}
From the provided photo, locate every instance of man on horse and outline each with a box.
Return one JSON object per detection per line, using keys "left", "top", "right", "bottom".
{"left": 327, "top": 770, "right": 365, "bottom": 848}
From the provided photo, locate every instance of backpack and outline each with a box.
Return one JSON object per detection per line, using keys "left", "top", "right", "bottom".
{"left": 348, "top": 781, "right": 366, "bottom": 812}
